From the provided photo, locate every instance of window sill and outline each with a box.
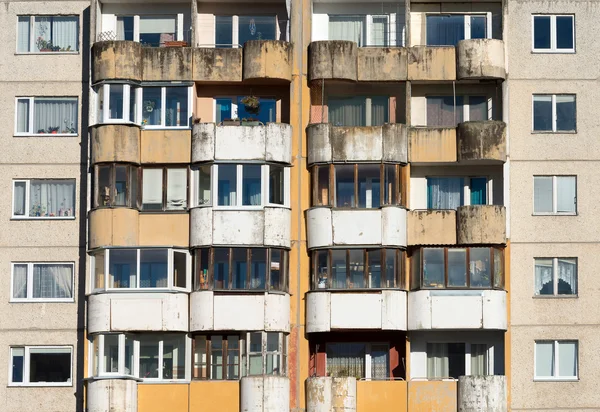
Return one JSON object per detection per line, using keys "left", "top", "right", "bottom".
{"left": 85, "top": 375, "right": 142, "bottom": 382}
{"left": 14, "top": 133, "right": 78, "bottom": 138}
{"left": 206, "top": 289, "right": 290, "bottom": 295}
{"left": 533, "top": 378, "right": 579, "bottom": 382}
{"left": 10, "top": 298, "right": 74, "bottom": 303}
{"left": 532, "top": 294, "right": 578, "bottom": 299}
{"left": 138, "top": 210, "right": 189, "bottom": 214}
{"left": 11, "top": 216, "right": 76, "bottom": 221}
{"left": 15, "top": 52, "right": 79, "bottom": 56}
{"left": 532, "top": 213, "right": 577, "bottom": 217}
{"left": 531, "top": 50, "right": 575, "bottom": 54}
{"left": 531, "top": 131, "right": 577, "bottom": 134}
{"left": 141, "top": 126, "right": 191, "bottom": 131}
{"left": 90, "top": 288, "right": 189, "bottom": 295}
{"left": 8, "top": 382, "right": 73, "bottom": 387}
{"left": 138, "top": 379, "right": 190, "bottom": 384}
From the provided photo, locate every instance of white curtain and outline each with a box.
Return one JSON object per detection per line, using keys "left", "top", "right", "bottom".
{"left": 13, "top": 182, "right": 26, "bottom": 216}
{"left": 428, "top": 177, "right": 463, "bottom": 209}
{"left": 167, "top": 169, "right": 187, "bottom": 210}
{"left": 52, "top": 17, "right": 78, "bottom": 51}
{"left": 370, "top": 344, "right": 389, "bottom": 380}
{"left": 34, "top": 98, "right": 77, "bottom": 134}
{"left": 326, "top": 343, "right": 365, "bottom": 379}
{"left": 427, "top": 343, "right": 449, "bottom": 378}
{"left": 17, "top": 99, "right": 30, "bottom": 133}
{"left": 329, "top": 16, "right": 364, "bottom": 45}
{"left": 33, "top": 264, "right": 73, "bottom": 298}
{"left": 534, "top": 258, "right": 553, "bottom": 295}
{"left": 557, "top": 176, "right": 576, "bottom": 213}
{"left": 29, "top": 180, "right": 75, "bottom": 217}
{"left": 558, "top": 258, "right": 577, "bottom": 294}
{"left": 143, "top": 169, "right": 163, "bottom": 209}
{"left": 470, "top": 344, "right": 487, "bottom": 375}
{"left": 13, "top": 264, "right": 28, "bottom": 299}
{"left": 18, "top": 17, "right": 30, "bottom": 52}
{"left": 329, "top": 97, "right": 366, "bottom": 127}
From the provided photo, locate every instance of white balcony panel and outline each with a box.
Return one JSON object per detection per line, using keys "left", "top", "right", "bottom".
{"left": 87, "top": 379, "right": 137, "bottom": 412}
{"left": 382, "top": 206, "right": 408, "bottom": 246}
{"left": 306, "top": 208, "right": 333, "bottom": 249}
{"left": 88, "top": 293, "right": 188, "bottom": 334}
{"left": 241, "top": 376, "right": 290, "bottom": 412}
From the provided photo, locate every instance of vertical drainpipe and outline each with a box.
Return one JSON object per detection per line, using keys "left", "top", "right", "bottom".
{"left": 404, "top": 0, "right": 411, "bottom": 404}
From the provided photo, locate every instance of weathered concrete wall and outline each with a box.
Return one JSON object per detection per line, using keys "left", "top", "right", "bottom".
{"left": 407, "top": 46, "right": 456, "bottom": 81}
{"left": 308, "top": 41, "right": 358, "bottom": 82}
{"left": 457, "top": 121, "right": 506, "bottom": 163}
{"left": 357, "top": 48, "right": 408, "bottom": 82}
{"left": 457, "top": 39, "right": 506, "bottom": 80}
{"left": 457, "top": 206, "right": 506, "bottom": 244}
{"left": 192, "top": 48, "right": 242, "bottom": 82}
{"left": 140, "top": 130, "right": 191, "bottom": 164}
{"left": 87, "top": 379, "right": 137, "bottom": 412}
{"left": 306, "top": 377, "right": 356, "bottom": 412}
{"left": 409, "top": 127, "right": 457, "bottom": 163}
{"left": 138, "top": 214, "right": 190, "bottom": 247}
{"left": 240, "top": 376, "right": 290, "bottom": 412}
{"left": 407, "top": 380, "right": 457, "bottom": 412}
{"left": 407, "top": 210, "right": 457, "bottom": 246}
{"left": 91, "top": 124, "right": 141, "bottom": 164}
{"left": 458, "top": 376, "right": 507, "bottom": 412}
{"left": 243, "top": 40, "right": 293, "bottom": 82}
{"left": 92, "top": 41, "right": 143, "bottom": 82}
{"left": 332, "top": 378, "right": 356, "bottom": 412}
{"left": 89, "top": 208, "right": 139, "bottom": 249}
{"left": 142, "top": 47, "right": 193, "bottom": 81}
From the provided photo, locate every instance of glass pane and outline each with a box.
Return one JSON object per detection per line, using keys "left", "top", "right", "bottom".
{"left": 32, "top": 264, "right": 73, "bottom": 299}
{"left": 534, "top": 258, "right": 553, "bottom": 295}
{"left": 129, "top": 86, "right": 138, "bottom": 123}
{"left": 232, "top": 248, "right": 247, "bottom": 289}
{"left": 349, "top": 249, "right": 364, "bottom": 288}
{"left": 358, "top": 165, "right": 380, "bottom": 209}
{"left": 558, "top": 258, "right": 577, "bottom": 295}
{"left": 142, "top": 88, "right": 162, "bottom": 126}
{"left": 368, "top": 249, "right": 382, "bottom": 288}
{"left": 13, "top": 181, "right": 26, "bottom": 216}
{"left": 470, "top": 344, "right": 488, "bottom": 375}
{"left": 11, "top": 348, "right": 25, "bottom": 383}
{"left": 331, "top": 250, "right": 347, "bottom": 288}
{"left": 109, "top": 85, "right": 124, "bottom": 120}
{"left": 427, "top": 15, "right": 465, "bottom": 46}
{"left": 370, "top": 96, "right": 389, "bottom": 126}
{"left": 371, "top": 344, "right": 389, "bottom": 380}
{"left": 411, "top": 249, "right": 421, "bottom": 290}
{"left": 193, "top": 336, "right": 207, "bottom": 379}
{"left": 16, "top": 99, "right": 30, "bottom": 133}
{"left": 427, "top": 96, "right": 464, "bottom": 127}
{"left": 114, "top": 166, "right": 127, "bottom": 206}
{"left": 17, "top": 17, "right": 30, "bottom": 53}
{"left": 130, "top": 166, "right": 139, "bottom": 209}
{"left": 315, "top": 250, "right": 329, "bottom": 289}
{"left": 470, "top": 16, "right": 486, "bottom": 39}
{"left": 326, "top": 343, "right": 365, "bottom": 378}
{"left": 470, "top": 178, "right": 487, "bottom": 206}
{"left": 427, "top": 177, "right": 464, "bottom": 209}
{"left": 447, "top": 343, "right": 465, "bottom": 379}
{"left": 217, "top": 165, "right": 237, "bottom": 206}
{"left": 197, "top": 165, "right": 212, "bottom": 206}
{"left": 103, "top": 334, "right": 119, "bottom": 373}
{"left": 163, "top": 335, "right": 186, "bottom": 380}
{"left": 166, "top": 168, "right": 187, "bottom": 210}
{"left": 12, "top": 264, "right": 28, "bottom": 299}
{"left": 556, "top": 95, "right": 576, "bottom": 132}
{"left": 558, "top": 341, "right": 577, "bottom": 377}
{"left": 94, "top": 250, "right": 106, "bottom": 290}
{"left": 270, "top": 249, "right": 282, "bottom": 291}
{"left": 384, "top": 249, "right": 398, "bottom": 288}
{"left": 173, "top": 251, "right": 187, "bottom": 289}
{"left": 329, "top": 15, "right": 365, "bottom": 45}
{"left": 556, "top": 16, "right": 574, "bottom": 49}
{"left": 316, "top": 165, "right": 330, "bottom": 206}
{"left": 142, "top": 168, "right": 163, "bottom": 210}
{"left": 493, "top": 249, "right": 503, "bottom": 289}
{"left": 117, "top": 16, "right": 134, "bottom": 41}
{"left": 124, "top": 335, "right": 134, "bottom": 375}
{"left": 269, "top": 166, "right": 284, "bottom": 205}
{"left": 423, "top": 248, "right": 444, "bottom": 288}
{"left": 250, "top": 249, "right": 267, "bottom": 289}
{"left": 238, "top": 16, "right": 277, "bottom": 46}
{"left": 448, "top": 249, "right": 467, "bottom": 287}
{"left": 92, "top": 337, "right": 99, "bottom": 376}
{"left": 195, "top": 248, "right": 210, "bottom": 290}
{"left": 139, "top": 16, "right": 176, "bottom": 47}
{"left": 165, "top": 87, "right": 189, "bottom": 127}
{"left": 266, "top": 333, "right": 278, "bottom": 352}
{"left": 534, "top": 176, "right": 553, "bottom": 213}
{"left": 139, "top": 337, "right": 160, "bottom": 379}
{"left": 34, "top": 16, "right": 78, "bottom": 52}
{"left": 383, "top": 165, "right": 397, "bottom": 205}
{"left": 534, "top": 16, "right": 551, "bottom": 49}
{"left": 533, "top": 95, "right": 552, "bottom": 131}
{"left": 468, "top": 96, "right": 488, "bottom": 121}
{"left": 109, "top": 249, "right": 137, "bottom": 288}
{"left": 335, "top": 165, "right": 355, "bottom": 207}
{"left": 470, "top": 248, "right": 491, "bottom": 287}
{"left": 329, "top": 96, "right": 366, "bottom": 127}
{"left": 535, "top": 342, "right": 554, "bottom": 377}
{"left": 249, "top": 354, "right": 263, "bottom": 375}
{"left": 29, "top": 348, "right": 71, "bottom": 382}
{"left": 96, "top": 166, "right": 111, "bottom": 207}
{"left": 212, "top": 347, "right": 223, "bottom": 380}
{"left": 557, "top": 176, "right": 576, "bottom": 213}
{"left": 29, "top": 179, "right": 76, "bottom": 217}
{"left": 237, "top": 97, "right": 276, "bottom": 124}
{"left": 214, "top": 248, "right": 230, "bottom": 289}
{"left": 215, "top": 16, "right": 233, "bottom": 48}
{"left": 249, "top": 332, "right": 262, "bottom": 352}
{"left": 427, "top": 343, "right": 448, "bottom": 378}
{"left": 242, "top": 165, "right": 262, "bottom": 206}
{"left": 140, "top": 249, "right": 168, "bottom": 288}
{"left": 371, "top": 16, "right": 388, "bottom": 47}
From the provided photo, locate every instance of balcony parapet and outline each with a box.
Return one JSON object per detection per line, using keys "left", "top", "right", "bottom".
{"left": 91, "top": 124, "right": 140, "bottom": 165}
{"left": 306, "top": 377, "right": 356, "bottom": 412}
{"left": 457, "top": 39, "right": 506, "bottom": 80}
{"left": 457, "top": 205, "right": 506, "bottom": 245}
{"left": 243, "top": 40, "right": 293, "bottom": 82}
{"left": 407, "top": 210, "right": 457, "bottom": 246}
{"left": 241, "top": 376, "right": 290, "bottom": 412}
{"left": 87, "top": 378, "right": 138, "bottom": 412}
{"left": 457, "top": 121, "right": 507, "bottom": 164}
{"left": 458, "top": 375, "right": 507, "bottom": 412}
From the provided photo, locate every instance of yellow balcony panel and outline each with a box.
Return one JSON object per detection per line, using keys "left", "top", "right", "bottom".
{"left": 457, "top": 121, "right": 507, "bottom": 164}
{"left": 91, "top": 124, "right": 140, "bottom": 165}
{"left": 140, "top": 129, "right": 191, "bottom": 164}
{"left": 357, "top": 380, "right": 407, "bottom": 412}
{"left": 89, "top": 208, "right": 139, "bottom": 249}
{"left": 88, "top": 379, "right": 137, "bottom": 412}
{"left": 138, "top": 383, "right": 188, "bottom": 412}
{"left": 92, "top": 41, "right": 142, "bottom": 83}
{"left": 190, "top": 381, "right": 239, "bottom": 412}
{"left": 192, "top": 48, "right": 242, "bottom": 83}
{"left": 457, "top": 39, "right": 506, "bottom": 80}
{"left": 407, "top": 210, "right": 457, "bottom": 246}
{"left": 142, "top": 47, "right": 193, "bottom": 81}
{"left": 409, "top": 127, "right": 457, "bottom": 164}
{"left": 357, "top": 47, "right": 408, "bottom": 82}
{"left": 243, "top": 40, "right": 293, "bottom": 83}
{"left": 308, "top": 41, "right": 357, "bottom": 82}
{"left": 456, "top": 205, "right": 506, "bottom": 245}
{"left": 408, "top": 380, "right": 457, "bottom": 412}
{"left": 138, "top": 213, "right": 190, "bottom": 247}
{"left": 407, "top": 46, "right": 456, "bottom": 81}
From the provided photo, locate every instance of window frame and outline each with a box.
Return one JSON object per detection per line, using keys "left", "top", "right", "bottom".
{"left": 425, "top": 95, "right": 492, "bottom": 127}
{"left": 243, "top": 331, "right": 286, "bottom": 377}
{"left": 425, "top": 175, "right": 491, "bottom": 209}
{"left": 533, "top": 257, "right": 578, "bottom": 297}
{"left": 192, "top": 334, "right": 242, "bottom": 380}
{"left": 141, "top": 85, "right": 193, "bottom": 129}
{"left": 534, "top": 340, "right": 578, "bottom": 381}
{"left": 94, "top": 164, "right": 140, "bottom": 209}
{"left": 14, "top": 96, "right": 79, "bottom": 136}
{"left": 531, "top": 94, "right": 577, "bottom": 133}
{"left": 10, "top": 262, "right": 75, "bottom": 302}
{"left": 12, "top": 179, "right": 76, "bottom": 220}
{"left": 96, "top": 83, "right": 141, "bottom": 125}
{"left": 91, "top": 334, "right": 137, "bottom": 378}
{"left": 16, "top": 15, "right": 80, "bottom": 54}
{"left": 531, "top": 14, "right": 575, "bottom": 53}
{"left": 9, "top": 345, "right": 73, "bottom": 387}
{"left": 214, "top": 15, "right": 281, "bottom": 48}
{"left": 533, "top": 175, "right": 577, "bottom": 215}
{"left": 141, "top": 166, "right": 189, "bottom": 212}
{"left": 425, "top": 13, "right": 492, "bottom": 46}
{"left": 426, "top": 342, "right": 494, "bottom": 379}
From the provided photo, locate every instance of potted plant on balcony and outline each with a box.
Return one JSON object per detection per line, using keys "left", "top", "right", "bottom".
{"left": 241, "top": 95, "right": 262, "bottom": 126}
{"left": 48, "top": 126, "right": 60, "bottom": 134}
{"left": 222, "top": 118, "right": 241, "bottom": 126}
{"left": 241, "top": 117, "right": 261, "bottom": 126}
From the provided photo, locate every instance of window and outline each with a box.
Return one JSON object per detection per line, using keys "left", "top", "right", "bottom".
{"left": 15, "top": 97, "right": 78, "bottom": 135}
{"left": 215, "top": 97, "right": 277, "bottom": 124}
{"left": 94, "top": 164, "right": 139, "bottom": 208}
{"left": 13, "top": 179, "right": 76, "bottom": 218}
{"left": 311, "top": 164, "right": 403, "bottom": 208}
{"left": 192, "top": 164, "right": 289, "bottom": 208}
{"left": 139, "top": 335, "right": 186, "bottom": 380}
{"left": 215, "top": 15, "right": 278, "bottom": 47}
{"left": 535, "top": 340, "right": 578, "bottom": 380}
{"left": 326, "top": 343, "right": 389, "bottom": 380}
{"left": 533, "top": 176, "right": 576, "bottom": 215}
{"left": 312, "top": 249, "right": 404, "bottom": 290}
{"left": 142, "top": 86, "right": 191, "bottom": 128}
{"left": 412, "top": 247, "right": 504, "bottom": 290}
{"left": 96, "top": 84, "right": 140, "bottom": 124}
{"left": 426, "top": 14, "right": 489, "bottom": 46}
{"left": 328, "top": 96, "right": 388, "bottom": 127}
{"left": 10, "top": 346, "right": 72, "bottom": 386}
{"left": 532, "top": 94, "right": 576, "bottom": 132}
{"left": 244, "top": 332, "right": 286, "bottom": 376}
{"left": 142, "top": 168, "right": 188, "bottom": 211}
{"left": 91, "top": 248, "right": 190, "bottom": 291}
{"left": 115, "top": 15, "right": 182, "bottom": 46}
{"left": 91, "top": 334, "right": 135, "bottom": 376}
{"left": 193, "top": 335, "right": 241, "bottom": 380}
{"left": 426, "top": 96, "right": 489, "bottom": 127}
{"left": 427, "top": 177, "right": 488, "bottom": 210}
{"left": 17, "top": 16, "right": 79, "bottom": 53}
{"left": 534, "top": 258, "right": 577, "bottom": 296}
{"left": 427, "top": 343, "right": 490, "bottom": 378}
{"left": 194, "top": 248, "right": 288, "bottom": 292}
{"left": 11, "top": 263, "right": 73, "bottom": 301}
{"left": 532, "top": 15, "right": 574, "bottom": 52}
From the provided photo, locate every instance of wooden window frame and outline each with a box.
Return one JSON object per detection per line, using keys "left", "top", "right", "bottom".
{"left": 94, "top": 164, "right": 140, "bottom": 209}
{"left": 192, "top": 335, "right": 241, "bottom": 380}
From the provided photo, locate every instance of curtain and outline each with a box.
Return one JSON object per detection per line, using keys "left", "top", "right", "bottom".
{"left": 426, "top": 15, "right": 465, "bottom": 46}
{"left": 13, "top": 182, "right": 26, "bottom": 215}
{"left": 329, "top": 16, "right": 364, "bottom": 45}
{"left": 427, "top": 96, "right": 463, "bottom": 127}
{"left": 329, "top": 97, "right": 365, "bottom": 127}
{"left": 140, "top": 250, "right": 168, "bottom": 288}
{"left": 326, "top": 343, "right": 365, "bottom": 379}
{"left": 167, "top": 168, "right": 187, "bottom": 210}
{"left": 13, "top": 264, "right": 28, "bottom": 299}
{"left": 18, "top": 17, "right": 30, "bottom": 52}
{"left": 52, "top": 17, "right": 78, "bottom": 51}
{"left": 534, "top": 258, "right": 553, "bottom": 295}
{"left": 32, "top": 264, "right": 72, "bottom": 298}
{"left": 29, "top": 180, "right": 75, "bottom": 217}
{"left": 427, "top": 177, "right": 463, "bottom": 209}
{"left": 142, "top": 169, "right": 163, "bottom": 210}
{"left": 557, "top": 176, "right": 576, "bottom": 213}
{"left": 370, "top": 344, "right": 389, "bottom": 380}
{"left": 242, "top": 166, "right": 262, "bottom": 206}
{"left": 469, "top": 178, "right": 487, "bottom": 205}
{"left": 470, "top": 344, "right": 487, "bottom": 375}
{"left": 17, "top": 99, "right": 30, "bottom": 133}
{"left": 33, "top": 98, "right": 77, "bottom": 134}
{"left": 371, "top": 96, "right": 389, "bottom": 126}
{"left": 116, "top": 17, "right": 126, "bottom": 40}
{"left": 427, "top": 343, "right": 449, "bottom": 378}
{"left": 558, "top": 258, "right": 577, "bottom": 294}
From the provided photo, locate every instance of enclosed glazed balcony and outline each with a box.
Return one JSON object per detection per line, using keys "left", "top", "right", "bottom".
{"left": 240, "top": 376, "right": 290, "bottom": 412}
{"left": 457, "top": 39, "right": 506, "bottom": 80}
{"left": 87, "top": 379, "right": 137, "bottom": 412}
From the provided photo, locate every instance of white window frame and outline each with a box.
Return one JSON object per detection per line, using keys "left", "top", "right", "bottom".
{"left": 425, "top": 13, "right": 492, "bottom": 43}
{"left": 96, "top": 83, "right": 141, "bottom": 125}
{"left": 320, "top": 13, "right": 404, "bottom": 46}
{"left": 533, "top": 175, "right": 577, "bottom": 216}
{"left": 531, "top": 15, "right": 575, "bottom": 53}
{"left": 114, "top": 14, "right": 184, "bottom": 42}
{"left": 531, "top": 94, "right": 576, "bottom": 133}
{"left": 243, "top": 332, "right": 286, "bottom": 376}
{"left": 14, "top": 97, "right": 79, "bottom": 136}
{"left": 426, "top": 342, "right": 494, "bottom": 379}
{"left": 10, "top": 262, "right": 75, "bottom": 302}
{"left": 533, "top": 257, "right": 578, "bottom": 297}
{"left": 12, "top": 179, "right": 76, "bottom": 220}
{"left": 138, "top": 335, "right": 191, "bottom": 381}
{"left": 93, "top": 334, "right": 137, "bottom": 378}
{"left": 90, "top": 248, "right": 192, "bottom": 293}
{"left": 142, "top": 85, "right": 192, "bottom": 129}
{"left": 16, "top": 15, "right": 80, "bottom": 54}
{"left": 534, "top": 340, "right": 578, "bottom": 381}
{"left": 9, "top": 346, "right": 73, "bottom": 387}
{"left": 215, "top": 15, "right": 281, "bottom": 47}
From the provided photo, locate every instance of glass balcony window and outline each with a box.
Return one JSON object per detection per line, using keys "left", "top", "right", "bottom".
{"left": 94, "top": 164, "right": 139, "bottom": 208}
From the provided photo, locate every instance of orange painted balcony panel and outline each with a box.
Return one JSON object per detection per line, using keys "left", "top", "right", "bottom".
{"left": 357, "top": 380, "right": 407, "bottom": 412}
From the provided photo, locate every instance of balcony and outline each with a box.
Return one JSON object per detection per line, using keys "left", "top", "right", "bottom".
{"left": 458, "top": 376, "right": 507, "bottom": 411}
{"left": 409, "top": 127, "right": 457, "bottom": 164}
{"left": 190, "top": 291, "right": 290, "bottom": 332}
{"left": 306, "top": 290, "right": 407, "bottom": 333}
{"left": 91, "top": 124, "right": 140, "bottom": 165}
{"left": 87, "top": 292, "right": 188, "bottom": 334}
{"left": 87, "top": 378, "right": 137, "bottom": 412}
{"left": 408, "top": 290, "right": 507, "bottom": 330}
{"left": 457, "top": 39, "right": 506, "bottom": 80}
{"left": 241, "top": 376, "right": 290, "bottom": 412}
{"left": 407, "top": 210, "right": 457, "bottom": 246}
{"left": 408, "top": 46, "right": 456, "bottom": 81}
{"left": 243, "top": 40, "right": 293, "bottom": 83}
{"left": 192, "top": 123, "right": 292, "bottom": 164}
{"left": 457, "top": 121, "right": 507, "bottom": 164}
{"left": 307, "top": 207, "right": 407, "bottom": 249}
{"left": 457, "top": 205, "right": 506, "bottom": 245}
{"left": 306, "top": 123, "right": 407, "bottom": 165}
{"left": 92, "top": 41, "right": 143, "bottom": 83}
{"left": 142, "top": 47, "right": 193, "bottom": 81}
